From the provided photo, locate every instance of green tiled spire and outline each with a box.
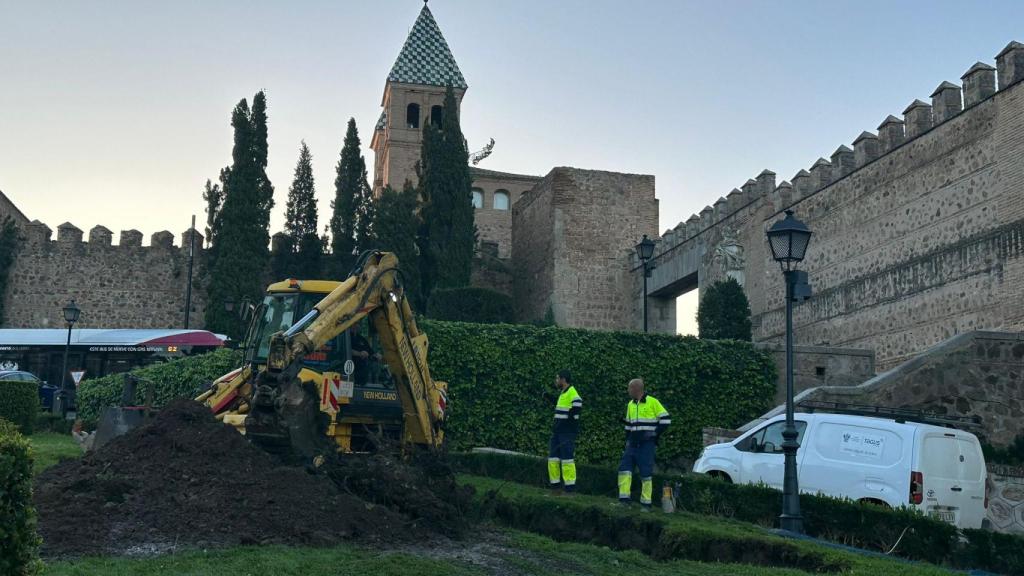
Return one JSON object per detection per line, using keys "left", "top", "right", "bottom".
{"left": 387, "top": 5, "right": 467, "bottom": 90}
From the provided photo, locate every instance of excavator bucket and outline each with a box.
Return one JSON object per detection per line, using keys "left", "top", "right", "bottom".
{"left": 244, "top": 371, "right": 330, "bottom": 464}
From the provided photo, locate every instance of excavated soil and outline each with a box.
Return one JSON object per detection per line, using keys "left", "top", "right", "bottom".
{"left": 34, "top": 399, "right": 469, "bottom": 558}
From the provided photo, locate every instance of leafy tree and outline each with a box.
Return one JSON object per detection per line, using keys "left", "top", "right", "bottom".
{"left": 417, "top": 85, "right": 476, "bottom": 299}
{"left": 201, "top": 178, "right": 222, "bottom": 247}
{"left": 697, "top": 278, "right": 752, "bottom": 341}
{"left": 282, "top": 141, "right": 321, "bottom": 278}
{"left": 0, "top": 217, "right": 19, "bottom": 324}
{"left": 204, "top": 92, "right": 275, "bottom": 338}
{"left": 330, "top": 118, "right": 372, "bottom": 277}
{"left": 373, "top": 182, "right": 422, "bottom": 309}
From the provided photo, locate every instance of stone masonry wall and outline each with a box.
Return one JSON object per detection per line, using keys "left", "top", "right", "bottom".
{"left": 2, "top": 222, "right": 206, "bottom": 329}
{"left": 514, "top": 168, "right": 658, "bottom": 329}
{"left": 755, "top": 343, "right": 876, "bottom": 406}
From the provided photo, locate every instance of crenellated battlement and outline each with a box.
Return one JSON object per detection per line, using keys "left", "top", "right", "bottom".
{"left": 21, "top": 220, "right": 204, "bottom": 252}
{"left": 649, "top": 40, "right": 1024, "bottom": 260}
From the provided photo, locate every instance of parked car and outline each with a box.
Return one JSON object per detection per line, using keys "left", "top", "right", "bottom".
{"left": 0, "top": 370, "right": 60, "bottom": 411}
{"left": 692, "top": 411, "right": 988, "bottom": 529}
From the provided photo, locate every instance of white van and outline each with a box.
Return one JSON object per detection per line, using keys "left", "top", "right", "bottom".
{"left": 692, "top": 412, "right": 988, "bottom": 528}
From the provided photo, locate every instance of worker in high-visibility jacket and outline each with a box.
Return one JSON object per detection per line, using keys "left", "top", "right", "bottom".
{"left": 618, "top": 378, "right": 670, "bottom": 509}
{"left": 548, "top": 369, "right": 582, "bottom": 492}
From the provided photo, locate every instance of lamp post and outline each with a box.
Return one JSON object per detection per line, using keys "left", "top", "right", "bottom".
{"left": 59, "top": 300, "right": 81, "bottom": 417}
{"left": 766, "top": 210, "right": 812, "bottom": 534}
{"left": 635, "top": 235, "right": 656, "bottom": 333}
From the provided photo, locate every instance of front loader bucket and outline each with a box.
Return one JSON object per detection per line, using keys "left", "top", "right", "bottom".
{"left": 91, "top": 407, "right": 153, "bottom": 451}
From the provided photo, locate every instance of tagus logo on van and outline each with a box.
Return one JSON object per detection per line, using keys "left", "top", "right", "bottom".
{"left": 840, "top": 431, "right": 885, "bottom": 459}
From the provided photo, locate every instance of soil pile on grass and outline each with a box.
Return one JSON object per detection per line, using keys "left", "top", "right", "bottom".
{"left": 33, "top": 399, "right": 463, "bottom": 558}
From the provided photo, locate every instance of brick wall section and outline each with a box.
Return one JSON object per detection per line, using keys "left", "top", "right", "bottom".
{"left": 2, "top": 223, "right": 207, "bottom": 329}
{"left": 514, "top": 168, "right": 657, "bottom": 329}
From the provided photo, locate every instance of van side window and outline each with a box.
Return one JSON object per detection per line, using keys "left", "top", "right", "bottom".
{"left": 738, "top": 421, "right": 807, "bottom": 454}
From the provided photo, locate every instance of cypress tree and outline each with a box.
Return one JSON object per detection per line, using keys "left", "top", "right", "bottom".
{"left": 204, "top": 92, "right": 275, "bottom": 338}
{"left": 201, "top": 178, "right": 222, "bottom": 249}
{"left": 373, "top": 182, "right": 422, "bottom": 309}
{"left": 330, "top": 118, "right": 371, "bottom": 277}
{"left": 283, "top": 141, "right": 321, "bottom": 278}
{"left": 417, "top": 85, "right": 476, "bottom": 299}
{"left": 697, "top": 278, "right": 753, "bottom": 341}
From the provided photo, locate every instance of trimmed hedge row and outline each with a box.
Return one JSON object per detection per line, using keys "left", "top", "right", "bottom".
{"left": 427, "top": 287, "right": 515, "bottom": 324}
{"left": 0, "top": 380, "right": 38, "bottom": 434}
{"left": 76, "top": 348, "right": 242, "bottom": 425}
{"left": 466, "top": 475, "right": 849, "bottom": 573}
{"left": 421, "top": 320, "right": 776, "bottom": 466}
{"left": 454, "top": 452, "right": 1024, "bottom": 574}
{"left": 0, "top": 419, "right": 41, "bottom": 575}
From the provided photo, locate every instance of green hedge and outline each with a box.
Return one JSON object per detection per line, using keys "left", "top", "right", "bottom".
{"left": 465, "top": 475, "right": 848, "bottom": 573}
{"left": 0, "top": 380, "right": 38, "bottom": 434}
{"left": 454, "top": 452, "right": 1023, "bottom": 574}
{"left": 76, "top": 348, "right": 243, "bottom": 426}
{"left": 427, "top": 287, "right": 514, "bottom": 324}
{"left": 0, "top": 419, "right": 41, "bottom": 575}
{"left": 422, "top": 321, "right": 776, "bottom": 466}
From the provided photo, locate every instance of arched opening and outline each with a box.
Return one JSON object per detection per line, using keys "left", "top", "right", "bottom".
{"left": 471, "top": 188, "right": 483, "bottom": 209}
{"left": 431, "top": 105, "right": 443, "bottom": 127}
{"left": 406, "top": 103, "right": 420, "bottom": 129}
{"left": 493, "top": 190, "right": 510, "bottom": 210}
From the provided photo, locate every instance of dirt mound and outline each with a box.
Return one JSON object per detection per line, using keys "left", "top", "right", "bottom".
{"left": 34, "top": 399, "right": 460, "bottom": 558}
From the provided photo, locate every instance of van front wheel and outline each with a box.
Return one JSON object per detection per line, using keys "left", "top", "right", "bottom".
{"left": 708, "top": 471, "right": 733, "bottom": 483}
{"left": 858, "top": 498, "right": 891, "bottom": 509}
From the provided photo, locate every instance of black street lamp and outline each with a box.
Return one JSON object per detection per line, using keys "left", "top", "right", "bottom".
{"left": 59, "top": 300, "right": 81, "bottom": 417}
{"left": 635, "top": 235, "right": 656, "bottom": 333}
{"left": 766, "top": 210, "right": 812, "bottom": 533}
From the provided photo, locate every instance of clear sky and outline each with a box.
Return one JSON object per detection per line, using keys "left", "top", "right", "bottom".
{"left": 2, "top": 1, "right": 1022, "bottom": 334}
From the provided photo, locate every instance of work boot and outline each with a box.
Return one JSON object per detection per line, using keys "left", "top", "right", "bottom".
{"left": 639, "top": 505, "right": 651, "bottom": 513}
{"left": 614, "top": 500, "right": 631, "bottom": 509}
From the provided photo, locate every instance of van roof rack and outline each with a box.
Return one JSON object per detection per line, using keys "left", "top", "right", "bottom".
{"left": 797, "top": 400, "right": 983, "bottom": 430}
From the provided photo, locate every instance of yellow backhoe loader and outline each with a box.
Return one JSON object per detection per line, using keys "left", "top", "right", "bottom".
{"left": 195, "top": 251, "right": 448, "bottom": 459}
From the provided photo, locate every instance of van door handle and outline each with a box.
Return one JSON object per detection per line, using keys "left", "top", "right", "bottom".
{"left": 950, "top": 486, "right": 963, "bottom": 492}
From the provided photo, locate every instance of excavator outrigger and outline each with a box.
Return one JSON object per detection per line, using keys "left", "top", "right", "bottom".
{"left": 195, "top": 252, "right": 448, "bottom": 460}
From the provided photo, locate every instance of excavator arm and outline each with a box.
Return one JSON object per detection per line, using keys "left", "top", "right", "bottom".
{"left": 243, "top": 252, "right": 447, "bottom": 456}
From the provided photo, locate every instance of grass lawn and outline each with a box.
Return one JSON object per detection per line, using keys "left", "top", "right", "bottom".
{"left": 29, "top": 432, "right": 82, "bottom": 474}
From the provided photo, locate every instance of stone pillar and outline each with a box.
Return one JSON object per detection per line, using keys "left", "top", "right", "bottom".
{"left": 791, "top": 169, "right": 812, "bottom": 201}
{"left": 931, "top": 81, "right": 962, "bottom": 124}
{"left": 151, "top": 231, "right": 174, "bottom": 249}
{"left": 180, "top": 228, "right": 204, "bottom": 251}
{"left": 903, "top": 99, "right": 933, "bottom": 139}
{"left": 56, "top": 222, "right": 83, "bottom": 243}
{"left": 853, "top": 131, "right": 880, "bottom": 167}
{"left": 24, "top": 221, "right": 52, "bottom": 245}
{"left": 809, "top": 158, "right": 832, "bottom": 190}
{"left": 119, "top": 230, "right": 143, "bottom": 247}
{"left": 741, "top": 179, "right": 758, "bottom": 203}
{"left": 88, "top": 225, "right": 112, "bottom": 245}
{"left": 726, "top": 188, "right": 744, "bottom": 213}
{"left": 775, "top": 181, "right": 793, "bottom": 209}
{"left": 713, "top": 196, "right": 729, "bottom": 220}
{"left": 686, "top": 214, "right": 701, "bottom": 238}
{"left": 699, "top": 206, "right": 714, "bottom": 230}
{"left": 961, "top": 62, "right": 996, "bottom": 107}
{"left": 830, "top": 145, "right": 855, "bottom": 179}
{"left": 877, "top": 115, "right": 905, "bottom": 152}
{"left": 996, "top": 40, "right": 1024, "bottom": 89}
{"left": 756, "top": 169, "right": 776, "bottom": 196}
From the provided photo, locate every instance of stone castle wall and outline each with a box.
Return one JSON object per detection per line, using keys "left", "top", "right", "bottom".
{"left": 645, "top": 41, "right": 1024, "bottom": 371}
{"left": 514, "top": 168, "right": 658, "bottom": 329}
{"left": 2, "top": 221, "right": 206, "bottom": 329}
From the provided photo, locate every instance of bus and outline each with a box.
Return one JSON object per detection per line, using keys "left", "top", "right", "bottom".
{"left": 0, "top": 328, "right": 225, "bottom": 389}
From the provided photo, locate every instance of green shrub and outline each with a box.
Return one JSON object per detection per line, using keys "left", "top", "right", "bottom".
{"left": 0, "top": 380, "right": 38, "bottom": 434}
{"left": 76, "top": 348, "right": 243, "bottom": 426}
{"left": 422, "top": 321, "right": 776, "bottom": 466}
{"left": 0, "top": 419, "right": 42, "bottom": 575}
{"left": 34, "top": 413, "right": 74, "bottom": 435}
{"left": 454, "top": 452, "right": 1023, "bottom": 574}
{"left": 427, "top": 287, "right": 514, "bottom": 324}
{"left": 981, "top": 433, "right": 1024, "bottom": 466}
{"left": 466, "top": 475, "right": 848, "bottom": 573}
